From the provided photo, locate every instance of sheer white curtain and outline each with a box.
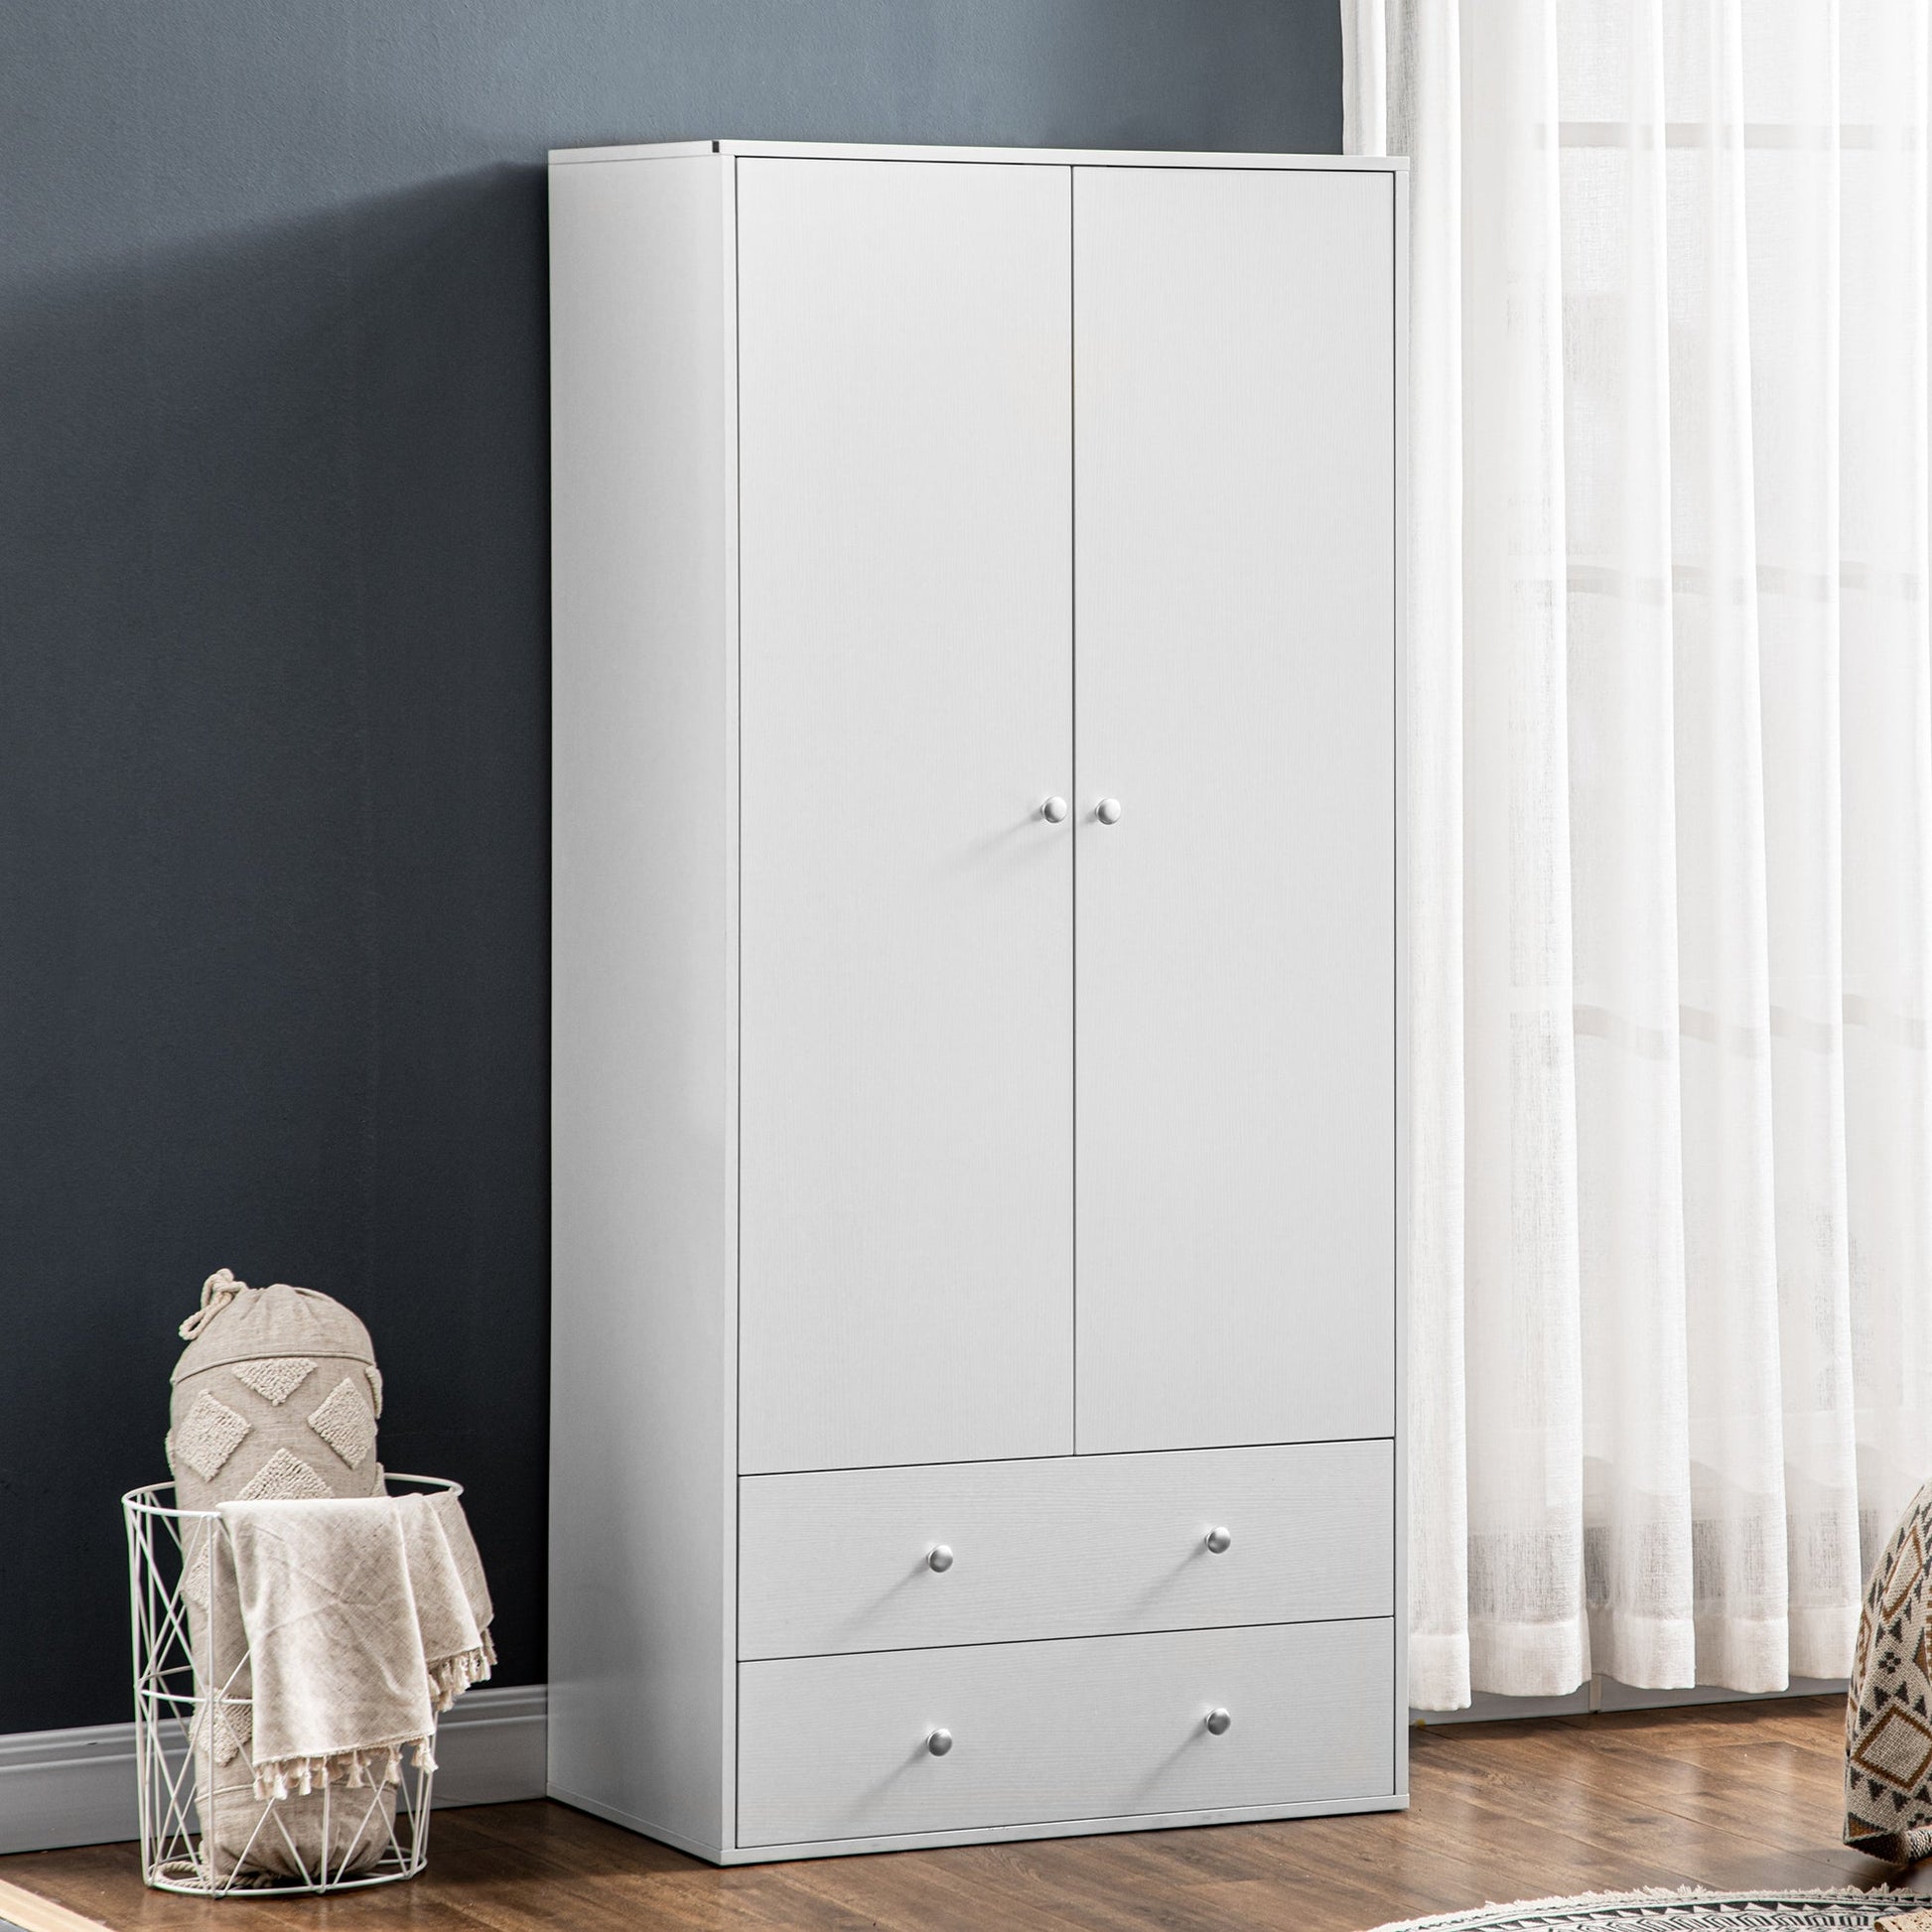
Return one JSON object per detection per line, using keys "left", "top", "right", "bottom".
{"left": 1343, "top": 0, "right": 1932, "bottom": 1712}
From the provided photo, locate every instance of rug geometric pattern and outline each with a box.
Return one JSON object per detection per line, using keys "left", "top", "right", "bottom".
{"left": 1847, "top": 1474, "right": 1932, "bottom": 1861}
{"left": 1371, "top": 1889, "right": 1932, "bottom": 1931}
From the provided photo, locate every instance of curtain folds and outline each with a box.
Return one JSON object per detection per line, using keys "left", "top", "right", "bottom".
{"left": 1343, "top": 0, "right": 1932, "bottom": 1712}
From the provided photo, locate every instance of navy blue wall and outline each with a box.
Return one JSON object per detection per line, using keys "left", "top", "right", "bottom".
{"left": 0, "top": 0, "right": 1340, "bottom": 1731}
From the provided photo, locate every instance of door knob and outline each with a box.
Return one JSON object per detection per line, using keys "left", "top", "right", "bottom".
{"left": 1204, "top": 1526, "right": 1233, "bottom": 1555}
{"left": 1040, "top": 796, "right": 1069, "bottom": 824}
{"left": 926, "top": 1727, "right": 954, "bottom": 1756}
{"left": 1095, "top": 798, "right": 1123, "bottom": 825}
{"left": 926, "top": 1544, "right": 954, "bottom": 1573}
{"left": 1204, "top": 1708, "right": 1232, "bottom": 1736}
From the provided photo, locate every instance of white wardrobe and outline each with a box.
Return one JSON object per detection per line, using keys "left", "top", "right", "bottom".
{"left": 549, "top": 139, "right": 1407, "bottom": 1865}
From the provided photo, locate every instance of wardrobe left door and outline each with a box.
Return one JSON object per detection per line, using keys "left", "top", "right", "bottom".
{"left": 736, "top": 158, "right": 1075, "bottom": 1475}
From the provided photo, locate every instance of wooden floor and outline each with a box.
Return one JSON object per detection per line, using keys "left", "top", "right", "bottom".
{"left": 0, "top": 1697, "right": 1919, "bottom": 1932}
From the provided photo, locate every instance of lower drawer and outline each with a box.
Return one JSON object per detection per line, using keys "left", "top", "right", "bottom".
{"left": 736, "top": 1616, "right": 1394, "bottom": 1849}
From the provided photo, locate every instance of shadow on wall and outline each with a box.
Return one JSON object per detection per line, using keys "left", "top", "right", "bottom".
{"left": 0, "top": 165, "right": 551, "bottom": 1732}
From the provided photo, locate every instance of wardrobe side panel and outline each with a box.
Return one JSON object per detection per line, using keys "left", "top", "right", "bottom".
{"left": 1390, "top": 162, "right": 1410, "bottom": 1794}
{"left": 548, "top": 153, "right": 736, "bottom": 1855}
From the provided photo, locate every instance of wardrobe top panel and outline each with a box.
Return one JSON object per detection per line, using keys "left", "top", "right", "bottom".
{"left": 548, "top": 138, "right": 1408, "bottom": 173}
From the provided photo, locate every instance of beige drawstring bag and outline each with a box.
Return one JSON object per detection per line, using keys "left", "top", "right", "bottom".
{"left": 166, "top": 1269, "right": 393, "bottom": 1883}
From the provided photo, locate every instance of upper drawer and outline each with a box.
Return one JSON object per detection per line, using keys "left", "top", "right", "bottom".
{"left": 738, "top": 1438, "right": 1392, "bottom": 1659}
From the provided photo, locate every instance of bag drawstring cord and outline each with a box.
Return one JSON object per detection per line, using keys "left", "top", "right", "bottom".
{"left": 180, "top": 1268, "right": 247, "bottom": 1339}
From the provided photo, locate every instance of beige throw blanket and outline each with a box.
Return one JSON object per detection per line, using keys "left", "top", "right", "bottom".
{"left": 217, "top": 1490, "right": 494, "bottom": 1802}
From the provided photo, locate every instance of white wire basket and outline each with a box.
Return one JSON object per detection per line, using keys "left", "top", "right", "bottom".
{"left": 123, "top": 1473, "right": 457, "bottom": 1896}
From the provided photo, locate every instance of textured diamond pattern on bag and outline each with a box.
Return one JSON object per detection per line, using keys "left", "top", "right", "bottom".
{"left": 306, "top": 1377, "right": 376, "bottom": 1469}
{"left": 193, "top": 1698, "right": 252, "bottom": 1768}
{"left": 181, "top": 1529, "right": 213, "bottom": 1610}
{"left": 230, "top": 1356, "right": 318, "bottom": 1406}
{"left": 238, "top": 1448, "right": 332, "bottom": 1501}
{"left": 174, "top": 1394, "right": 252, "bottom": 1482}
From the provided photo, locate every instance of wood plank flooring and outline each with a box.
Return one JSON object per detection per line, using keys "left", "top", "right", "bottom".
{"left": 0, "top": 1698, "right": 1918, "bottom": 1932}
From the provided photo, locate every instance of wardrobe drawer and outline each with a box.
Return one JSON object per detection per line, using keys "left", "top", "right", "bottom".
{"left": 738, "top": 1439, "right": 1391, "bottom": 1659}
{"left": 737, "top": 1616, "right": 1393, "bottom": 1848}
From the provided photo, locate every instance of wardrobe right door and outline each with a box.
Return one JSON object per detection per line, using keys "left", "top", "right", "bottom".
{"left": 1073, "top": 165, "right": 1398, "bottom": 1455}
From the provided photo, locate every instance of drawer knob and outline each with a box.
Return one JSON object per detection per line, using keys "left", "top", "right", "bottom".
{"left": 926, "top": 1544, "right": 954, "bottom": 1574}
{"left": 1041, "top": 795, "right": 1069, "bottom": 824}
{"left": 1204, "top": 1708, "right": 1232, "bottom": 1736}
{"left": 1204, "top": 1526, "right": 1233, "bottom": 1555}
{"left": 1096, "top": 797, "right": 1123, "bottom": 826}
{"left": 926, "top": 1727, "right": 954, "bottom": 1756}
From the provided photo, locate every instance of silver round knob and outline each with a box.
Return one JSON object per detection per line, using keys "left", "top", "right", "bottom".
{"left": 1041, "top": 796, "right": 1069, "bottom": 824}
{"left": 1096, "top": 797, "right": 1123, "bottom": 825}
{"left": 1204, "top": 1526, "right": 1233, "bottom": 1555}
{"left": 1204, "top": 1708, "right": 1232, "bottom": 1736}
{"left": 926, "top": 1727, "right": 954, "bottom": 1756}
{"left": 926, "top": 1544, "right": 954, "bottom": 1574}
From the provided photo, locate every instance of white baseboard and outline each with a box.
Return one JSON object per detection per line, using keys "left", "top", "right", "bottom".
{"left": 1594, "top": 1674, "right": 1847, "bottom": 1713}
{"left": 0, "top": 1683, "right": 547, "bottom": 1856}
{"left": 430, "top": 1682, "right": 548, "bottom": 1806}
{"left": 1412, "top": 1687, "right": 1592, "bottom": 1725}
{"left": 1412, "top": 1675, "right": 1847, "bottom": 1726}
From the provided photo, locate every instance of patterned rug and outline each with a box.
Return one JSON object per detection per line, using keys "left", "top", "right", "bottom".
{"left": 1371, "top": 1890, "right": 1932, "bottom": 1930}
